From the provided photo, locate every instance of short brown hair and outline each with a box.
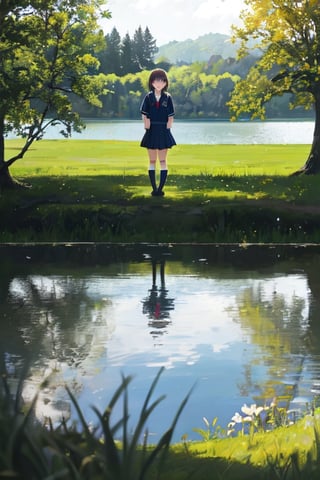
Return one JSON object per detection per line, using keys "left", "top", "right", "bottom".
{"left": 148, "top": 68, "right": 169, "bottom": 91}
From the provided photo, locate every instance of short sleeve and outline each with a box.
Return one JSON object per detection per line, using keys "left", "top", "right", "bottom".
{"left": 140, "top": 94, "right": 150, "bottom": 117}
{"left": 167, "top": 94, "right": 175, "bottom": 117}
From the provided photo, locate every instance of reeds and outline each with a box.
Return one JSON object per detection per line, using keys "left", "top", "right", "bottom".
{"left": 0, "top": 367, "right": 192, "bottom": 479}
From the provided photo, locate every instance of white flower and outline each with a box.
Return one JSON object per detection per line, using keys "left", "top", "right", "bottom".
{"left": 255, "top": 406, "right": 264, "bottom": 416}
{"left": 231, "top": 412, "right": 243, "bottom": 423}
{"left": 241, "top": 403, "right": 264, "bottom": 417}
{"left": 243, "top": 415, "right": 253, "bottom": 422}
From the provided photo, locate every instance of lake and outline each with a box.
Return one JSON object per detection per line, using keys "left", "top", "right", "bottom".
{"left": 8, "top": 119, "right": 315, "bottom": 144}
{"left": 2, "top": 243, "right": 320, "bottom": 443}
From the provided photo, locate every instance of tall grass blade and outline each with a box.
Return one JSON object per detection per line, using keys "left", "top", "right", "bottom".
{"left": 140, "top": 367, "right": 165, "bottom": 414}
{"left": 122, "top": 372, "right": 130, "bottom": 459}
{"left": 84, "top": 375, "right": 137, "bottom": 479}
{"left": 66, "top": 386, "right": 91, "bottom": 440}
{"left": 126, "top": 368, "right": 167, "bottom": 469}
{"left": 139, "top": 383, "right": 195, "bottom": 480}
{"left": 91, "top": 406, "right": 121, "bottom": 479}
{"left": 102, "top": 374, "right": 133, "bottom": 422}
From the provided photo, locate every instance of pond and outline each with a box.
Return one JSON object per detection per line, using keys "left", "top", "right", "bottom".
{"left": 1, "top": 243, "right": 320, "bottom": 443}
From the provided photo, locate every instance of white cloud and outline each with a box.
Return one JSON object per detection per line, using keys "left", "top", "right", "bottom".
{"left": 103, "top": 0, "right": 245, "bottom": 45}
{"left": 133, "top": 0, "right": 163, "bottom": 10}
{"left": 195, "top": 0, "right": 241, "bottom": 20}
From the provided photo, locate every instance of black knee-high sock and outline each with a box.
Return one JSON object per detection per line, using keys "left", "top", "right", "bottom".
{"left": 158, "top": 170, "right": 168, "bottom": 195}
{"left": 148, "top": 170, "right": 157, "bottom": 194}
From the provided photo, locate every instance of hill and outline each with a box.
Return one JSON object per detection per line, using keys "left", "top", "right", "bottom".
{"left": 155, "top": 33, "right": 241, "bottom": 64}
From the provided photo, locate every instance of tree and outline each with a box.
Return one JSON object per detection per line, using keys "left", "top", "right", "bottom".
{"left": 132, "top": 26, "right": 157, "bottom": 71}
{"left": 121, "top": 33, "right": 135, "bottom": 74}
{"left": 0, "top": 0, "right": 110, "bottom": 189}
{"left": 143, "top": 26, "right": 158, "bottom": 69}
{"left": 100, "top": 27, "right": 122, "bottom": 75}
{"left": 228, "top": 0, "right": 320, "bottom": 174}
{"left": 132, "top": 26, "right": 146, "bottom": 71}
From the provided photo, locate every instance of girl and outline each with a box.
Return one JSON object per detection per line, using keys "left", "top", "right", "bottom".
{"left": 140, "top": 68, "right": 176, "bottom": 196}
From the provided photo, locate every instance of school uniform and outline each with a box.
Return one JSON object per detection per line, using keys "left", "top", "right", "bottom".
{"left": 140, "top": 91, "right": 176, "bottom": 149}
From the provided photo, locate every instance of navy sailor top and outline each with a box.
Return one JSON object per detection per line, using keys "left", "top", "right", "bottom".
{"left": 140, "top": 92, "right": 175, "bottom": 124}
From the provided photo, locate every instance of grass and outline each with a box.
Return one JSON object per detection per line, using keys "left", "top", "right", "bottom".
{"left": 7, "top": 139, "right": 309, "bottom": 176}
{"left": 2, "top": 366, "right": 320, "bottom": 480}
{"left": 162, "top": 415, "right": 320, "bottom": 480}
{"left": 1, "top": 139, "right": 320, "bottom": 243}
{"left": 1, "top": 367, "right": 192, "bottom": 480}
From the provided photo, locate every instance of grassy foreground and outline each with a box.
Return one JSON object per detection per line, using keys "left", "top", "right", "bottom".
{"left": 161, "top": 415, "right": 320, "bottom": 480}
{"left": 2, "top": 367, "right": 320, "bottom": 480}
{"left": 1, "top": 139, "right": 320, "bottom": 242}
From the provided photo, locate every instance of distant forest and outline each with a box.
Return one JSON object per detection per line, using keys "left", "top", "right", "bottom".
{"left": 75, "top": 26, "right": 314, "bottom": 120}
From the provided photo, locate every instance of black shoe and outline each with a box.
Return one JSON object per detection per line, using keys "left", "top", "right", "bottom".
{"left": 151, "top": 190, "right": 158, "bottom": 196}
{"left": 157, "top": 189, "right": 165, "bottom": 196}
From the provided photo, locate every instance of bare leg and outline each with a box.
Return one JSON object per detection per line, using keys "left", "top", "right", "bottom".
{"left": 148, "top": 149, "right": 158, "bottom": 166}
{"left": 158, "top": 149, "right": 168, "bottom": 170}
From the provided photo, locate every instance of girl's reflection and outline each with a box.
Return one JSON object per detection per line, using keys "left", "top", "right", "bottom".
{"left": 142, "top": 259, "right": 175, "bottom": 337}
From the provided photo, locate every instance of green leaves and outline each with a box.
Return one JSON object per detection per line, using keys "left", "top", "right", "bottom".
{"left": 229, "top": 0, "right": 320, "bottom": 120}
{"left": 0, "top": 1, "right": 110, "bottom": 171}
{"left": 0, "top": 367, "right": 192, "bottom": 479}
{"left": 78, "top": 367, "right": 194, "bottom": 480}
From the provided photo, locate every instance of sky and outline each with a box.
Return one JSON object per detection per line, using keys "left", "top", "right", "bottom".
{"left": 101, "top": 0, "right": 246, "bottom": 46}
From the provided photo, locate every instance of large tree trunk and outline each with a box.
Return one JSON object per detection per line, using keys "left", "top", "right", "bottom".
{"left": 0, "top": 119, "right": 22, "bottom": 189}
{"left": 291, "top": 94, "right": 320, "bottom": 176}
{"left": 0, "top": 164, "right": 18, "bottom": 189}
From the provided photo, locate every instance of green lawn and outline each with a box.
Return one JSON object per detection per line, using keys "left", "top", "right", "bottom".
{"left": 8, "top": 139, "right": 309, "bottom": 177}
{"left": 2, "top": 140, "right": 320, "bottom": 243}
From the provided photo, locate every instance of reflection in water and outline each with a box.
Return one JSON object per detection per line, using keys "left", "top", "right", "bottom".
{"left": 234, "top": 277, "right": 310, "bottom": 411}
{"left": 1, "top": 244, "right": 320, "bottom": 442}
{"left": 142, "top": 259, "right": 175, "bottom": 338}
{"left": 2, "top": 274, "right": 115, "bottom": 426}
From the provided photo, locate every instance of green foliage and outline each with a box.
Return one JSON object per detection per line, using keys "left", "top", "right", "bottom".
{"left": 93, "top": 65, "right": 240, "bottom": 119}
{"left": 1, "top": 140, "right": 319, "bottom": 243}
{"left": 0, "top": 367, "right": 192, "bottom": 479}
{"left": 64, "top": 367, "right": 193, "bottom": 480}
{"left": 99, "top": 25, "right": 158, "bottom": 76}
{"left": 3, "top": 369, "right": 320, "bottom": 480}
{"left": 0, "top": 0, "right": 111, "bottom": 174}
{"left": 229, "top": 0, "right": 320, "bottom": 120}
{"left": 227, "top": 401, "right": 300, "bottom": 438}
{"left": 193, "top": 417, "right": 226, "bottom": 441}
{"left": 228, "top": 1, "right": 320, "bottom": 173}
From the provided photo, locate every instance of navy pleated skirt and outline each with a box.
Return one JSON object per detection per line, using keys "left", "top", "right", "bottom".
{"left": 140, "top": 124, "right": 176, "bottom": 149}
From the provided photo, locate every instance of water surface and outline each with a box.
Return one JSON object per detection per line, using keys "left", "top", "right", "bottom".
{"left": 7, "top": 119, "right": 314, "bottom": 144}
{"left": 1, "top": 243, "right": 320, "bottom": 442}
